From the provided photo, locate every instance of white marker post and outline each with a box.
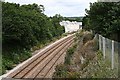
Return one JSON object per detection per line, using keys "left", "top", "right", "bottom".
{"left": 103, "top": 37, "right": 106, "bottom": 59}
{"left": 99, "top": 35, "right": 102, "bottom": 51}
{"left": 112, "top": 40, "right": 114, "bottom": 69}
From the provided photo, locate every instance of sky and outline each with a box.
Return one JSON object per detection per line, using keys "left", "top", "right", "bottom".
{"left": 5, "top": 0, "right": 97, "bottom": 17}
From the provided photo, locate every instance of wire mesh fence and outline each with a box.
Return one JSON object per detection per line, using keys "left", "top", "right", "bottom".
{"left": 98, "top": 34, "right": 119, "bottom": 70}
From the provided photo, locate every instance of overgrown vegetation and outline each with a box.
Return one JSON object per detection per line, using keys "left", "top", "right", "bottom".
{"left": 81, "top": 2, "right": 119, "bottom": 78}
{"left": 82, "top": 2, "right": 120, "bottom": 41}
{"left": 2, "top": 2, "right": 65, "bottom": 74}
{"left": 77, "top": 50, "right": 118, "bottom": 78}
{"left": 53, "top": 43, "right": 77, "bottom": 78}
{"left": 64, "top": 44, "right": 77, "bottom": 65}
{"left": 96, "top": 51, "right": 118, "bottom": 78}
{"left": 53, "top": 30, "right": 118, "bottom": 78}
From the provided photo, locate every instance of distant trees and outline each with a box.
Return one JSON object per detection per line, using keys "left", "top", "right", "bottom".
{"left": 82, "top": 2, "right": 120, "bottom": 41}
{"left": 64, "top": 17, "right": 83, "bottom": 22}
{"left": 2, "top": 2, "right": 65, "bottom": 73}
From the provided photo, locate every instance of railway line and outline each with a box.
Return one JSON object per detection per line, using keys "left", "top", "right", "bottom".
{"left": 2, "top": 34, "right": 75, "bottom": 79}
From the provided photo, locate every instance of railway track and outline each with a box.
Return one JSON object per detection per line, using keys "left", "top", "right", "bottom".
{"left": 2, "top": 34, "right": 75, "bottom": 79}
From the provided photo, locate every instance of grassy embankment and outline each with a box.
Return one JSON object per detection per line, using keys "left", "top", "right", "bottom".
{"left": 53, "top": 30, "right": 118, "bottom": 78}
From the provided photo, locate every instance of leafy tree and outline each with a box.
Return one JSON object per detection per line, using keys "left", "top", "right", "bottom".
{"left": 83, "top": 2, "right": 120, "bottom": 41}
{"left": 2, "top": 2, "right": 65, "bottom": 74}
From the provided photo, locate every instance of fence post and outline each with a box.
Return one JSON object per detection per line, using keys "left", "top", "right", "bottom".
{"left": 112, "top": 40, "right": 114, "bottom": 69}
{"left": 103, "top": 37, "right": 106, "bottom": 59}
{"left": 99, "top": 35, "right": 102, "bottom": 51}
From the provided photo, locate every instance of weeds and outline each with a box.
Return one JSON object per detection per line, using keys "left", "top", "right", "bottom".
{"left": 53, "top": 44, "right": 77, "bottom": 78}
{"left": 64, "top": 44, "right": 77, "bottom": 65}
{"left": 79, "top": 51, "right": 118, "bottom": 78}
{"left": 92, "top": 51, "right": 118, "bottom": 78}
{"left": 53, "top": 31, "right": 118, "bottom": 78}
{"left": 2, "top": 49, "right": 31, "bottom": 74}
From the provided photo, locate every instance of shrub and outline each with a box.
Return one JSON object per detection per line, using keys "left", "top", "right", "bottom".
{"left": 2, "top": 2, "right": 65, "bottom": 75}
{"left": 83, "top": 32, "right": 94, "bottom": 44}
{"left": 53, "top": 64, "right": 69, "bottom": 78}
{"left": 64, "top": 44, "right": 77, "bottom": 65}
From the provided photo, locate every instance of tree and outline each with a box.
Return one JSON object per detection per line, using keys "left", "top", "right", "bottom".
{"left": 2, "top": 2, "right": 65, "bottom": 73}
{"left": 83, "top": 2, "right": 120, "bottom": 41}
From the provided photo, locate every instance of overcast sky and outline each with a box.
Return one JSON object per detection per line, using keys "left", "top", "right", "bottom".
{"left": 5, "top": 0, "right": 97, "bottom": 17}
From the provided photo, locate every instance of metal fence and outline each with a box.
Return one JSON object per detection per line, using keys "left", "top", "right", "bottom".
{"left": 98, "top": 34, "right": 119, "bottom": 69}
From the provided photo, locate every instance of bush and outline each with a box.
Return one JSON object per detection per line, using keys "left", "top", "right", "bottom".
{"left": 2, "top": 49, "right": 31, "bottom": 74}
{"left": 2, "top": 59, "right": 13, "bottom": 70}
{"left": 53, "top": 64, "right": 69, "bottom": 78}
{"left": 64, "top": 44, "right": 77, "bottom": 65}
{"left": 83, "top": 32, "right": 94, "bottom": 44}
{"left": 83, "top": 2, "right": 120, "bottom": 41}
{"left": 2, "top": 2, "right": 65, "bottom": 75}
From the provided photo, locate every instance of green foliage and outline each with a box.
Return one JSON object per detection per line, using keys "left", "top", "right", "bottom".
{"left": 64, "top": 17, "right": 83, "bottom": 22}
{"left": 64, "top": 44, "right": 77, "bottom": 65}
{"left": 86, "top": 51, "right": 118, "bottom": 78}
{"left": 2, "top": 2, "right": 65, "bottom": 74}
{"left": 54, "top": 50, "right": 118, "bottom": 78}
{"left": 52, "top": 41, "right": 77, "bottom": 78}
{"left": 53, "top": 64, "right": 69, "bottom": 78}
{"left": 83, "top": 2, "right": 120, "bottom": 41}
{"left": 2, "top": 2, "right": 65, "bottom": 49}
{"left": 2, "top": 49, "right": 31, "bottom": 74}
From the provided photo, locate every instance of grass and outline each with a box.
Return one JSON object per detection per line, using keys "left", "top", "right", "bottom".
{"left": 64, "top": 44, "right": 77, "bottom": 65}
{"left": 53, "top": 44, "right": 77, "bottom": 78}
{"left": 76, "top": 50, "right": 118, "bottom": 78}
{"left": 53, "top": 50, "right": 118, "bottom": 78}
{"left": 90, "top": 51, "right": 118, "bottom": 78}
{"left": 2, "top": 49, "right": 32, "bottom": 74}
{"left": 53, "top": 30, "right": 118, "bottom": 79}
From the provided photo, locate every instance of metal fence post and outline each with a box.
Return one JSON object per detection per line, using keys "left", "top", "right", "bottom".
{"left": 99, "top": 35, "right": 102, "bottom": 51}
{"left": 112, "top": 40, "right": 114, "bottom": 69}
{"left": 103, "top": 37, "right": 106, "bottom": 59}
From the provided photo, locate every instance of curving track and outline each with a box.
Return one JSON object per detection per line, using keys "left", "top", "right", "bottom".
{"left": 2, "top": 34, "right": 75, "bottom": 79}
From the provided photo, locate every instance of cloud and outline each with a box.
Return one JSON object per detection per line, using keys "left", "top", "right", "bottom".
{"left": 5, "top": 0, "right": 97, "bottom": 17}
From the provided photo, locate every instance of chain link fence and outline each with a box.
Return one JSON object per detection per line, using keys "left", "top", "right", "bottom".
{"left": 98, "top": 34, "right": 119, "bottom": 70}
